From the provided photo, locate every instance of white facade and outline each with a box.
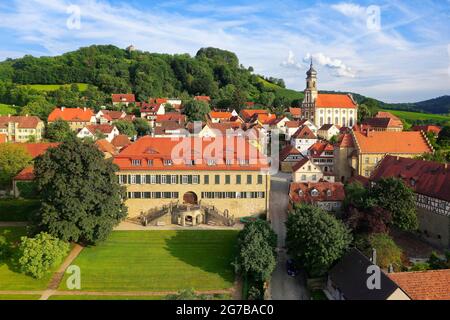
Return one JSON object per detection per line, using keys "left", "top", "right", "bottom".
{"left": 315, "top": 108, "right": 356, "bottom": 128}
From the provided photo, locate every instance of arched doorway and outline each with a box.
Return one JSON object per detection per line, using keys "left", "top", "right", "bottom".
{"left": 183, "top": 192, "right": 198, "bottom": 205}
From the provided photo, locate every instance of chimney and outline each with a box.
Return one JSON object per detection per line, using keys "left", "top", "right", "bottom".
{"left": 25, "top": 114, "right": 29, "bottom": 117}
{"left": 388, "top": 264, "right": 394, "bottom": 273}
{"left": 61, "top": 107, "right": 65, "bottom": 111}
{"left": 83, "top": 107, "right": 87, "bottom": 112}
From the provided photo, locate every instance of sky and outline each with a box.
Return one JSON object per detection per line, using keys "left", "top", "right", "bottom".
{"left": 0, "top": 0, "right": 449, "bottom": 103}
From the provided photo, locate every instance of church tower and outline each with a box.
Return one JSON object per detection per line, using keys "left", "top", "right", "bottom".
{"left": 301, "top": 58, "right": 318, "bottom": 121}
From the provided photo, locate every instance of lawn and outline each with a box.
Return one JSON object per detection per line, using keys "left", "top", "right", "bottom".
{"left": 0, "top": 103, "right": 19, "bottom": 115}
{"left": 257, "top": 77, "right": 304, "bottom": 101}
{"left": 0, "top": 227, "right": 57, "bottom": 291}
{"left": 59, "top": 230, "right": 238, "bottom": 292}
{"left": 18, "top": 83, "right": 89, "bottom": 92}
{"left": 381, "top": 109, "right": 450, "bottom": 124}
{"left": 0, "top": 199, "right": 41, "bottom": 222}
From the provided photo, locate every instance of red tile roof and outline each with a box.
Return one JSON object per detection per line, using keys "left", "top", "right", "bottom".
{"left": 209, "top": 111, "right": 233, "bottom": 120}
{"left": 156, "top": 113, "right": 186, "bottom": 123}
{"left": 48, "top": 107, "right": 94, "bottom": 122}
{"left": 370, "top": 155, "right": 450, "bottom": 202}
{"left": 194, "top": 96, "right": 211, "bottom": 102}
{"left": 95, "top": 139, "right": 117, "bottom": 155}
{"left": 111, "top": 134, "right": 131, "bottom": 149}
{"left": 285, "top": 121, "right": 303, "bottom": 128}
{"left": 19, "top": 143, "right": 59, "bottom": 158}
{"left": 388, "top": 269, "right": 450, "bottom": 300}
{"left": 241, "top": 109, "right": 269, "bottom": 120}
{"left": 13, "top": 166, "right": 35, "bottom": 181}
{"left": 0, "top": 115, "right": 42, "bottom": 129}
{"left": 86, "top": 124, "right": 116, "bottom": 134}
{"left": 292, "top": 157, "right": 311, "bottom": 172}
{"left": 113, "top": 136, "right": 269, "bottom": 171}
{"left": 112, "top": 94, "right": 136, "bottom": 103}
{"left": 336, "top": 133, "right": 355, "bottom": 148}
{"left": 315, "top": 94, "right": 357, "bottom": 109}
{"left": 100, "top": 110, "right": 126, "bottom": 120}
{"left": 292, "top": 125, "right": 317, "bottom": 139}
{"left": 280, "top": 145, "right": 301, "bottom": 161}
{"left": 289, "top": 181, "right": 345, "bottom": 203}
{"left": 353, "top": 130, "right": 433, "bottom": 154}
{"left": 411, "top": 125, "right": 442, "bottom": 136}
{"left": 308, "top": 141, "right": 334, "bottom": 157}
{"left": 289, "top": 107, "right": 301, "bottom": 116}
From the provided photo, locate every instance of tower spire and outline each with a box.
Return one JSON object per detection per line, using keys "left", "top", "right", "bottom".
{"left": 310, "top": 56, "right": 313, "bottom": 68}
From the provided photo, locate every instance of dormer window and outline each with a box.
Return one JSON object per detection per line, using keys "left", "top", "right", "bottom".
{"left": 164, "top": 159, "right": 173, "bottom": 166}
{"left": 239, "top": 159, "right": 249, "bottom": 166}
{"left": 298, "top": 190, "right": 304, "bottom": 197}
{"left": 185, "top": 160, "right": 195, "bottom": 166}
{"left": 207, "top": 159, "right": 216, "bottom": 166}
{"left": 147, "top": 160, "right": 153, "bottom": 166}
{"left": 226, "top": 159, "right": 233, "bottom": 165}
{"left": 311, "top": 189, "right": 319, "bottom": 197}
{"left": 132, "top": 159, "right": 141, "bottom": 166}
{"left": 326, "top": 190, "right": 332, "bottom": 197}
{"left": 410, "top": 178, "right": 416, "bottom": 186}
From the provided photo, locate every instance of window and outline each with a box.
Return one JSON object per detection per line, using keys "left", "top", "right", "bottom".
{"left": 147, "top": 159, "right": 153, "bottom": 166}
{"left": 150, "top": 175, "right": 156, "bottom": 184}
{"left": 164, "top": 159, "right": 173, "bottom": 166}
{"left": 215, "top": 175, "right": 220, "bottom": 184}
{"left": 301, "top": 174, "right": 306, "bottom": 181}
{"left": 257, "top": 175, "right": 263, "bottom": 184}
{"left": 161, "top": 175, "right": 167, "bottom": 184}
{"left": 171, "top": 175, "right": 177, "bottom": 184}
{"left": 312, "top": 174, "right": 317, "bottom": 181}
{"left": 182, "top": 175, "right": 188, "bottom": 184}
{"left": 130, "top": 175, "right": 137, "bottom": 184}
{"left": 204, "top": 175, "right": 209, "bottom": 184}
{"left": 225, "top": 175, "right": 231, "bottom": 184}
{"left": 226, "top": 159, "right": 233, "bottom": 165}
{"left": 326, "top": 190, "right": 332, "bottom": 197}
{"left": 132, "top": 159, "right": 141, "bottom": 166}
{"left": 311, "top": 189, "right": 319, "bottom": 197}
{"left": 207, "top": 159, "right": 216, "bottom": 166}
{"left": 247, "top": 175, "right": 252, "bottom": 184}
{"left": 236, "top": 175, "right": 241, "bottom": 184}
{"left": 192, "top": 175, "right": 199, "bottom": 184}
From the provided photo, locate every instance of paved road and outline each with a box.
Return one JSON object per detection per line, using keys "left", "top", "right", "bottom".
{"left": 269, "top": 173, "right": 309, "bottom": 300}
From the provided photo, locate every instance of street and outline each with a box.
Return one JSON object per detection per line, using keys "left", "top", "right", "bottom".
{"left": 269, "top": 172, "right": 309, "bottom": 300}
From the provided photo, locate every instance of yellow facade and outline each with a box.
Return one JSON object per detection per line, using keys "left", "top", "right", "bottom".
{"left": 0, "top": 120, "right": 44, "bottom": 142}
{"left": 118, "top": 170, "right": 270, "bottom": 219}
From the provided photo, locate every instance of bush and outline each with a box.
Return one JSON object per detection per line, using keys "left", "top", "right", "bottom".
{"left": 368, "top": 233, "right": 402, "bottom": 270}
{"left": 16, "top": 181, "right": 38, "bottom": 199}
{"left": 17, "top": 232, "right": 70, "bottom": 279}
{"left": 247, "top": 285, "right": 263, "bottom": 300}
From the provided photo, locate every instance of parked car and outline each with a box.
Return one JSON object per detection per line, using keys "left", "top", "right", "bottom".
{"left": 286, "top": 259, "right": 299, "bottom": 277}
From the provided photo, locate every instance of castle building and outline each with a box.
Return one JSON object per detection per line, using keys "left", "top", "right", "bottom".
{"left": 301, "top": 60, "right": 358, "bottom": 128}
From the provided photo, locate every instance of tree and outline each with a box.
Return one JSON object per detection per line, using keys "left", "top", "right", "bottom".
{"left": 115, "top": 120, "right": 137, "bottom": 138}
{"left": 229, "top": 88, "right": 247, "bottom": 113}
{"left": 236, "top": 220, "right": 277, "bottom": 282}
{"left": 0, "top": 144, "right": 32, "bottom": 189}
{"left": 258, "top": 92, "right": 275, "bottom": 107}
{"left": 34, "top": 139, "right": 127, "bottom": 244}
{"left": 133, "top": 118, "right": 150, "bottom": 137}
{"left": 17, "top": 232, "right": 70, "bottom": 279}
{"left": 344, "top": 182, "right": 376, "bottom": 211}
{"left": 358, "top": 103, "right": 371, "bottom": 122}
{"left": 45, "top": 119, "right": 75, "bottom": 142}
{"left": 372, "top": 178, "right": 418, "bottom": 231}
{"left": 345, "top": 206, "right": 392, "bottom": 234}
{"left": 437, "top": 125, "right": 450, "bottom": 147}
{"left": 183, "top": 99, "right": 211, "bottom": 122}
{"left": 286, "top": 204, "right": 352, "bottom": 277}
{"left": 21, "top": 96, "right": 55, "bottom": 120}
{"left": 368, "top": 233, "right": 403, "bottom": 270}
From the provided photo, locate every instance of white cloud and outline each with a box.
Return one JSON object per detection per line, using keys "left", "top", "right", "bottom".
{"left": 280, "top": 50, "right": 304, "bottom": 70}
{"left": 303, "top": 52, "right": 356, "bottom": 78}
{"left": 331, "top": 2, "right": 366, "bottom": 18}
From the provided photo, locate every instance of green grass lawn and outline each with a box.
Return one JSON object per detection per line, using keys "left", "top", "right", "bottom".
{"left": 0, "top": 199, "right": 41, "bottom": 222}
{"left": 381, "top": 109, "right": 450, "bottom": 123}
{"left": 257, "top": 77, "right": 304, "bottom": 101}
{"left": 0, "top": 227, "right": 57, "bottom": 290}
{"left": 0, "top": 103, "right": 19, "bottom": 115}
{"left": 59, "top": 230, "right": 238, "bottom": 292}
{"left": 18, "top": 83, "right": 89, "bottom": 92}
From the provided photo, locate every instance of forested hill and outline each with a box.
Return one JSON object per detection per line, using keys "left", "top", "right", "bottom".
{"left": 0, "top": 45, "right": 298, "bottom": 110}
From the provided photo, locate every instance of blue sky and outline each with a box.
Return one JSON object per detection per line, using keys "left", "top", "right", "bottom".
{"left": 0, "top": 0, "right": 449, "bottom": 103}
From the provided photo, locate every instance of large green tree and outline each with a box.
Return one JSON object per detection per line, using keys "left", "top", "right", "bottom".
{"left": 0, "top": 143, "right": 32, "bottom": 189}
{"left": 372, "top": 177, "right": 418, "bottom": 231}
{"left": 286, "top": 204, "right": 352, "bottom": 277}
{"left": 115, "top": 120, "right": 137, "bottom": 138}
{"left": 34, "top": 139, "right": 127, "bottom": 244}
{"left": 236, "top": 220, "right": 277, "bottom": 281}
{"left": 183, "top": 99, "right": 211, "bottom": 122}
{"left": 45, "top": 119, "right": 75, "bottom": 142}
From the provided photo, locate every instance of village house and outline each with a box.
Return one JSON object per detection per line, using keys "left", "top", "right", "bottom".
{"left": 326, "top": 248, "right": 410, "bottom": 300}
{"left": 77, "top": 124, "right": 120, "bottom": 142}
{"left": 152, "top": 122, "right": 189, "bottom": 138}
{"left": 12, "top": 143, "right": 59, "bottom": 197}
{"left": 290, "top": 125, "right": 318, "bottom": 155}
{"left": 113, "top": 136, "right": 270, "bottom": 223}
{"left": 317, "top": 124, "right": 340, "bottom": 140}
{"left": 292, "top": 157, "right": 334, "bottom": 183}
{"left": 280, "top": 145, "right": 304, "bottom": 172}
{"left": 96, "top": 110, "right": 134, "bottom": 124}
{"left": 300, "top": 60, "right": 358, "bottom": 128}
{"left": 0, "top": 115, "right": 44, "bottom": 142}
{"left": 334, "top": 129, "right": 434, "bottom": 181}
{"left": 284, "top": 120, "right": 317, "bottom": 141}
{"left": 112, "top": 94, "right": 136, "bottom": 107}
{"left": 388, "top": 269, "right": 450, "bottom": 300}
{"left": 370, "top": 155, "right": 450, "bottom": 249}
{"left": 268, "top": 116, "right": 290, "bottom": 135}
{"left": 207, "top": 110, "right": 242, "bottom": 124}
{"left": 95, "top": 139, "right": 118, "bottom": 159}
{"left": 48, "top": 107, "right": 96, "bottom": 131}
{"left": 155, "top": 113, "right": 186, "bottom": 126}
{"left": 140, "top": 101, "right": 166, "bottom": 126}
{"left": 111, "top": 134, "right": 131, "bottom": 151}
{"left": 361, "top": 111, "right": 403, "bottom": 132}
{"left": 289, "top": 107, "right": 302, "bottom": 120}
{"left": 288, "top": 181, "right": 345, "bottom": 212}
{"left": 411, "top": 125, "right": 442, "bottom": 137}
{"left": 308, "top": 141, "right": 335, "bottom": 175}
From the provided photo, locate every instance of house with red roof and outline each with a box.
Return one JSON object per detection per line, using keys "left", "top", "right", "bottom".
{"left": 317, "top": 124, "right": 340, "bottom": 140}
{"left": 111, "top": 134, "right": 132, "bottom": 151}
{"left": 411, "top": 125, "right": 442, "bottom": 137}
{"left": 112, "top": 136, "right": 270, "bottom": 221}
{"left": 280, "top": 145, "right": 304, "bottom": 172}
{"left": 48, "top": 107, "right": 96, "bottom": 131}
{"left": 0, "top": 115, "right": 45, "bottom": 142}
{"left": 308, "top": 141, "right": 335, "bottom": 175}
{"left": 361, "top": 111, "right": 403, "bottom": 132}
{"left": 289, "top": 181, "right": 345, "bottom": 212}
{"left": 96, "top": 110, "right": 129, "bottom": 124}
{"left": 289, "top": 107, "right": 302, "bottom": 120}
{"left": 77, "top": 124, "right": 120, "bottom": 142}
{"left": 290, "top": 125, "right": 318, "bottom": 155}
{"left": 370, "top": 155, "right": 450, "bottom": 249}
{"left": 194, "top": 96, "right": 211, "bottom": 103}
{"left": 112, "top": 94, "right": 136, "bottom": 106}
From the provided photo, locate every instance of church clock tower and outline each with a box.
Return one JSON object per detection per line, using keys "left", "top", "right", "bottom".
{"left": 301, "top": 58, "right": 318, "bottom": 121}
